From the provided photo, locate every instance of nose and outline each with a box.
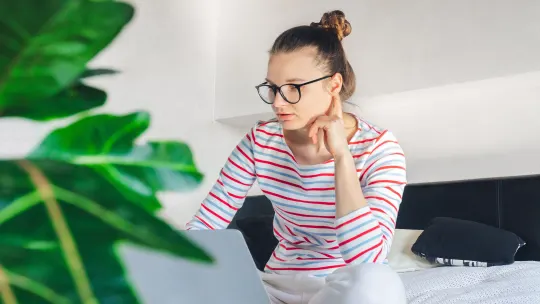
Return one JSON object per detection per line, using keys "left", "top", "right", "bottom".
{"left": 272, "top": 91, "right": 289, "bottom": 107}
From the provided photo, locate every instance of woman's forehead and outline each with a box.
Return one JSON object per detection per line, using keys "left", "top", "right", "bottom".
{"left": 267, "top": 48, "right": 324, "bottom": 83}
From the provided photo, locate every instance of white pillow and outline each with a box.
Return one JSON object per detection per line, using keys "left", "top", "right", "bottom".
{"left": 387, "top": 229, "right": 439, "bottom": 273}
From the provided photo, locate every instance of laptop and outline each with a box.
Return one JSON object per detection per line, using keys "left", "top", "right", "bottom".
{"left": 119, "top": 229, "right": 271, "bottom": 304}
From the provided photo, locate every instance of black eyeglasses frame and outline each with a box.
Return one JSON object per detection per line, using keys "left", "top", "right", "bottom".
{"left": 255, "top": 75, "right": 333, "bottom": 104}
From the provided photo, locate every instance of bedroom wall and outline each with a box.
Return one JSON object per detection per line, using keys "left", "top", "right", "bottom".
{"left": 1, "top": 0, "right": 539, "bottom": 228}
{"left": 0, "top": 0, "right": 245, "bottom": 228}
{"left": 214, "top": 0, "right": 540, "bottom": 183}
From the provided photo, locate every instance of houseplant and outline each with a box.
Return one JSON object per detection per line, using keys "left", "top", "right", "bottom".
{"left": 0, "top": 0, "right": 212, "bottom": 303}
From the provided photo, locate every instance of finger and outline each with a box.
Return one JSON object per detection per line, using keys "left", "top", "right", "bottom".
{"left": 308, "top": 121, "right": 320, "bottom": 144}
{"left": 308, "top": 117, "right": 331, "bottom": 144}
{"left": 331, "top": 96, "right": 343, "bottom": 119}
{"left": 317, "top": 128, "right": 324, "bottom": 151}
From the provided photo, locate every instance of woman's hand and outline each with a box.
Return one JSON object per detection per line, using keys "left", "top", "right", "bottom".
{"left": 308, "top": 96, "right": 350, "bottom": 159}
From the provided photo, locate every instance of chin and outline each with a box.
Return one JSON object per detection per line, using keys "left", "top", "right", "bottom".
{"left": 279, "top": 119, "right": 307, "bottom": 131}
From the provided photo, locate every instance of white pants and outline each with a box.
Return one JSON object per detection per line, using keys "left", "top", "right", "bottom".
{"left": 260, "top": 263, "right": 407, "bottom": 304}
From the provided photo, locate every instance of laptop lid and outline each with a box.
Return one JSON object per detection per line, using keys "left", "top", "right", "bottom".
{"left": 119, "top": 229, "right": 270, "bottom": 304}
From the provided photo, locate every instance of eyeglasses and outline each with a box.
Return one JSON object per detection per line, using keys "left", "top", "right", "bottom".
{"left": 255, "top": 75, "right": 333, "bottom": 104}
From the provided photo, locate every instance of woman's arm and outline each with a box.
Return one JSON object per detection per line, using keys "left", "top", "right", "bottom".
{"left": 334, "top": 149, "right": 367, "bottom": 218}
{"left": 333, "top": 131, "right": 407, "bottom": 264}
{"left": 185, "top": 129, "right": 257, "bottom": 230}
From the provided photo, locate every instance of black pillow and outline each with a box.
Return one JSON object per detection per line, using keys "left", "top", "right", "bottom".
{"left": 411, "top": 217, "right": 526, "bottom": 267}
{"left": 235, "top": 215, "right": 278, "bottom": 271}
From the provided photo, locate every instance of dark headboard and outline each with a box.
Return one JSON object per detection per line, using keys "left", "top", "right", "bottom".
{"left": 229, "top": 174, "right": 540, "bottom": 261}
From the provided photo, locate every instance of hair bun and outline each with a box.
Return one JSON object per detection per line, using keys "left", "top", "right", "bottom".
{"left": 310, "top": 10, "right": 352, "bottom": 41}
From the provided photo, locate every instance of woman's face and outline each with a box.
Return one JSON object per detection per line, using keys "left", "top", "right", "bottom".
{"left": 266, "top": 47, "right": 341, "bottom": 130}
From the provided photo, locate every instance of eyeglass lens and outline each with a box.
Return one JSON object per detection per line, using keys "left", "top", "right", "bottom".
{"left": 258, "top": 85, "right": 300, "bottom": 104}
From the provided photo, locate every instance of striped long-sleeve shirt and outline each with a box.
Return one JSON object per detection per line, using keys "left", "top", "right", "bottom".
{"left": 185, "top": 115, "right": 407, "bottom": 277}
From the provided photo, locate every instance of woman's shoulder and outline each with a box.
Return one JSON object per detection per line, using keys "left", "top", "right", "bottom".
{"left": 349, "top": 114, "right": 402, "bottom": 150}
{"left": 243, "top": 118, "right": 284, "bottom": 147}
{"left": 249, "top": 118, "right": 282, "bottom": 135}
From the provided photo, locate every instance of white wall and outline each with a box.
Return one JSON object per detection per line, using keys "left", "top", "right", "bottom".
{"left": 1, "top": 0, "right": 540, "bottom": 228}
{"left": 0, "top": 0, "right": 246, "bottom": 229}
{"left": 214, "top": 0, "right": 540, "bottom": 183}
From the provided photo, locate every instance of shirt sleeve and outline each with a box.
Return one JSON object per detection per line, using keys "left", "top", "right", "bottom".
{"left": 185, "top": 128, "right": 257, "bottom": 230}
{"left": 335, "top": 130, "right": 407, "bottom": 264}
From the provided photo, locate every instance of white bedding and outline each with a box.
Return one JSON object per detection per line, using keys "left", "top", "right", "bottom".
{"left": 400, "top": 261, "right": 540, "bottom": 304}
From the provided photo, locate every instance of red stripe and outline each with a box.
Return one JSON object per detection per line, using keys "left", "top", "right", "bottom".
{"left": 361, "top": 164, "right": 405, "bottom": 184}
{"left": 266, "top": 264, "right": 345, "bottom": 271}
{"left": 237, "top": 145, "right": 254, "bottom": 165}
{"left": 258, "top": 119, "right": 277, "bottom": 127}
{"left": 365, "top": 195, "right": 398, "bottom": 213}
{"left": 228, "top": 158, "right": 255, "bottom": 176}
{"left": 228, "top": 192, "right": 245, "bottom": 199}
{"left": 303, "top": 237, "right": 313, "bottom": 244}
{"left": 339, "top": 225, "right": 379, "bottom": 247}
{"left": 275, "top": 206, "right": 335, "bottom": 219}
{"left": 275, "top": 210, "right": 335, "bottom": 230}
{"left": 217, "top": 180, "right": 245, "bottom": 200}
{"left": 368, "top": 180, "right": 406, "bottom": 186}
{"left": 255, "top": 158, "right": 335, "bottom": 178}
{"left": 317, "top": 251, "right": 337, "bottom": 259}
{"left": 386, "top": 186, "right": 402, "bottom": 199}
{"left": 353, "top": 152, "right": 370, "bottom": 159}
{"left": 221, "top": 171, "right": 251, "bottom": 186}
{"left": 371, "top": 208, "right": 396, "bottom": 226}
{"left": 349, "top": 137, "right": 378, "bottom": 145}
{"left": 284, "top": 224, "right": 297, "bottom": 236}
{"left": 263, "top": 190, "right": 334, "bottom": 205}
{"left": 253, "top": 139, "right": 295, "bottom": 160}
{"left": 374, "top": 165, "right": 405, "bottom": 173}
{"left": 345, "top": 239, "right": 383, "bottom": 264}
{"left": 258, "top": 174, "right": 334, "bottom": 191}
{"left": 379, "top": 221, "right": 392, "bottom": 235}
{"left": 252, "top": 126, "right": 296, "bottom": 162}
{"left": 257, "top": 128, "right": 283, "bottom": 137}
{"left": 272, "top": 251, "right": 286, "bottom": 262}
{"left": 359, "top": 155, "right": 378, "bottom": 181}
{"left": 279, "top": 244, "right": 303, "bottom": 251}
{"left": 274, "top": 228, "right": 294, "bottom": 244}
{"left": 201, "top": 204, "right": 229, "bottom": 223}
{"left": 359, "top": 119, "right": 383, "bottom": 135}
{"left": 297, "top": 257, "right": 331, "bottom": 260}
{"left": 373, "top": 247, "right": 383, "bottom": 263}
{"left": 372, "top": 140, "right": 397, "bottom": 154}
{"left": 358, "top": 131, "right": 389, "bottom": 176}
{"left": 194, "top": 215, "right": 214, "bottom": 229}
{"left": 209, "top": 192, "right": 239, "bottom": 211}
{"left": 335, "top": 211, "right": 371, "bottom": 229}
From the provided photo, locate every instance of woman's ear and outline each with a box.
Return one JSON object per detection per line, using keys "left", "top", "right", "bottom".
{"left": 328, "top": 73, "right": 343, "bottom": 96}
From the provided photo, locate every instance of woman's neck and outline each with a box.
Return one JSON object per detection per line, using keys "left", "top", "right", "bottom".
{"left": 283, "top": 127, "right": 312, "bottom": 145}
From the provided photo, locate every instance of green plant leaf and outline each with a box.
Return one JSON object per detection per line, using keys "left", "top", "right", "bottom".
{"left": 0, "top": 159, "right": 212, "bottom": 303}
{"left": 0, "top": 0, "right": 134, "bottom": 119}
{"left": 80, "top": 68, "right": 119, "bottom": 79}
{"left": 1, "top": 82, "right": 106, "bottom": 121}
{"left": 29, "top": 112, "right": 204, "bottom": 213}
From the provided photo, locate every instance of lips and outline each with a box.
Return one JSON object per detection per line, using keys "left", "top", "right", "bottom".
{"left": 276, "top": 113, "right": 295, "bottom": 121}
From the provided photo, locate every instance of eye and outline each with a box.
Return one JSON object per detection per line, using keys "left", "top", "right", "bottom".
{"left": 283, "top": 84, "right": 297, "bottom": 92}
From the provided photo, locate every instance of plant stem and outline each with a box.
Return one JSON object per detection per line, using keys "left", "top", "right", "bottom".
{"left": 17, "top": 160, "right": 98, "bottom": 304}
{"left": 0, "top": 265, "right": 18, "bottom": 304}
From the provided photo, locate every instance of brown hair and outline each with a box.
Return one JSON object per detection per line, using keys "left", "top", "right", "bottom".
{"left": 270, "top": 10, "right": 356, "bottom": 101}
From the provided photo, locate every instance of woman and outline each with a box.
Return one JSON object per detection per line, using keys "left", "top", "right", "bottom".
{"left": 186, "top": 10, "right": 407, "bottom": 304}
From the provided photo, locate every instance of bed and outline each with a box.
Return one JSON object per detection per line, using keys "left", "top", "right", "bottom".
{"left": 401, "top": 261, "right": 540, "bottom": 303}
{"left": 228, "top": 174, "right": 540, "bottom": 303}
{"left": 393, "top": 174, "right": 540, "bottom": 303}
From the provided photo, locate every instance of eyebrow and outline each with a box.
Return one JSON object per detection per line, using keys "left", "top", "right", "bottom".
{"left": 265, "top": 78, "right": 306, "bottom": 85}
